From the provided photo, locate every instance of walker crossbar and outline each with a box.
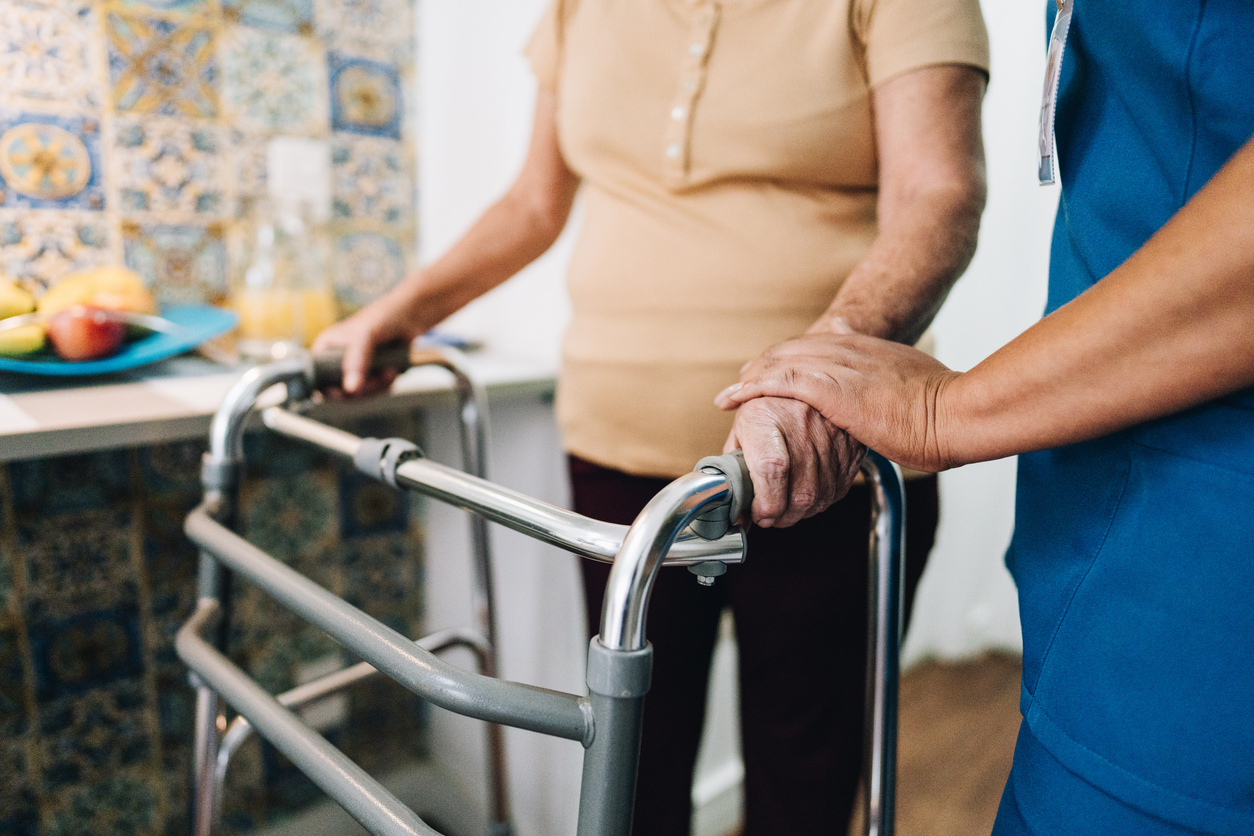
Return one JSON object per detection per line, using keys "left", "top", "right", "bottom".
{"left": 260, "top": 407, "right": 748, "bottom": 567}
{"left": 179, "top": 601, "right": 439, "bottom": 836}
{"left": 214, "top": 626, "right": 491, "bottom": 795}
{"left": 178, "top": 350, "right": 905, "bottom": 836}
{"left": 184, "top": 504, "right": 594, "bottom": 740}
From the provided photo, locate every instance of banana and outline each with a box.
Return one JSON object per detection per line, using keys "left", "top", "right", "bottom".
{"left": 38, "top": 266, "right": 156, "bottom": 316}
{"left": 0, "top": 323, "right": 46, "bottom": 356}
{"left": 0, "top": 277, "right": 36, "bottom": 320}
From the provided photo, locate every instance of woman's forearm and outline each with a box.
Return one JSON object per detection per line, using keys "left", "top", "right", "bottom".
{"left": 387, "top": 180, "right": 575, "bottom": 332}
{"left": 811, "top": 64, "right": 987, "bottom": 343}
{"left": 375, "top": 90, "right": 579, "bottom": 337}
{"left": 942, "top": 135, "right": 1254, "bottom": 465}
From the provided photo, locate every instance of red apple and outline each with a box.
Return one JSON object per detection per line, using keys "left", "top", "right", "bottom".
{"left": 45, "top": 306, "right": 126, "bottom": 361}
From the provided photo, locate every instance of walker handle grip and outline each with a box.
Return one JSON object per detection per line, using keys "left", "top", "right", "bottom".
{"left": 692, "top": 450, "right": 754, "bottom": 536}
{"left": 311, "top": 340, "right": 413, "bottom": 390}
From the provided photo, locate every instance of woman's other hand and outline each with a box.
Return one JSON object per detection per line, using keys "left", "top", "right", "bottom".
{"left": 725, "top": 396, "right": 865, "bottom": 528}
{"left": 311, "top": 296, "right": 416, "bottom": 396}
{"left": 716, "top": 333, "right": 962, "bottom": 475}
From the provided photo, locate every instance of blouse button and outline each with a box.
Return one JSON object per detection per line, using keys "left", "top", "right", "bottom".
{"left": 688, "top": 42, "right": 706, "bottom": 57}
{"left": 665, "top": 143, "right": 682, "bottom": 159}
{"left": 671, "top": 105, "right": 686, "bottom": 120}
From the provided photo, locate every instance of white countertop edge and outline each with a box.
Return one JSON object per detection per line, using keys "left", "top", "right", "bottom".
{"left": 0, "top": 352, "right": 558, "bottom": 463}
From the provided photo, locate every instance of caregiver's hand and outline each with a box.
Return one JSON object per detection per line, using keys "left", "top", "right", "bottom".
{"left": 725, "top": 396, "right": 865, "bottom": 528}
{"left": 716, "top": 333, "right": 963, "bottom": 474}
{"left": 311, "top": 297, "right": 419, "bottom": 396}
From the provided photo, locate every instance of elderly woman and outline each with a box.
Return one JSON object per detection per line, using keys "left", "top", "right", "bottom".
{"left": 719, "top": 2, "right": 1254, "bottom": 833}
{"left": 315, "top": 0, "right": 988, "bottom": 832}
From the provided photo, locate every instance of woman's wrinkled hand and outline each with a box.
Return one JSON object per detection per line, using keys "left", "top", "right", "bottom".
{"left": 715, "top": 333, "right": 963, "bottom": 474}
{"left": 310, "top": 301, "right": 414, "bottom": 396}
{"left": 724, "top": 396, "right": 865, "bottom": 528}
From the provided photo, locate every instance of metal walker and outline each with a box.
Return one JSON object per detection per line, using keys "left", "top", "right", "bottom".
{"left": 178, "top": 347, "right": 907, "bottom": 836}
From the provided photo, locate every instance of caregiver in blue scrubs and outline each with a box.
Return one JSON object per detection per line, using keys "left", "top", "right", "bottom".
{"left": 716, "top": 1, "right": 1254, "bottom": 833}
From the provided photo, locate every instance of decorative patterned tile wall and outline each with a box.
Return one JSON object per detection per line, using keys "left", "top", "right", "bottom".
{"left": 0, "top": 0, "right": 416, "bottom": 306}
{"left": 0, "top": 1, "right": 423, "bottom": 830}
{"left": 0, "top": 417, "right": 430, "bottom": 836}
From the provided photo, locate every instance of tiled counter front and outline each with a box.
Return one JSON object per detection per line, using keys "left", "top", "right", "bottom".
{"left": 0, "top": 410, "right": 430, "bottom": 835}
{"left": 0, "top": 0, "right": 416, "bottom": 308}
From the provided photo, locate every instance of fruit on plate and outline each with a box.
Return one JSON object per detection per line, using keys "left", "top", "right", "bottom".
{"left": 38, "top": 266, "right": 156, "bottom": 317}
{"left": 45, "top": 306, "right": 126, "bottom": 361}
{"left": 0, "top": 323, "right": 46, "bottom": 356}
{"left": 0, "top": 276, "right": 36, "bottom": 320}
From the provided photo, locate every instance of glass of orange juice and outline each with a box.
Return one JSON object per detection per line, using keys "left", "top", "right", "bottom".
{"left": 231, "top": 199, "right": 339, "bottom": 359}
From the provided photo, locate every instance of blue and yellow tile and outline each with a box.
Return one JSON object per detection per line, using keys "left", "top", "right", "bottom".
{"left": 339, "top": 469, "right": 408, "bottom": 538}
{"left": 0, "top": 111, "right": 105, "bottom": 211}
{"left": 136, "top": 440, "right": 207, "bottom": 499}
{"left": 0, "top": 208, "right": 116, "bottom": 294}
{"left": 114, "top": 116, "right": 226, "bottom": 218}
{"left": 37, "top": 679, "right": 156, "bottom": 790}
{"left": 329, "top": 52, "right": 402, "bottom": 139}
{"left": 122, "top": 220, "right": 228, "bottom": 306}
{"left": 106, "top": 13, "right": 217, "bottom": 118}
{"left": 115, "top": 0, "right": 212, "bottom": 15}
{"left": 331, "top": 226, "right": 409, "bottom": 311}
{"left": 0, "top": 737, "right": 40, "bottom": 836}
{"left": 315, "top": 0, "right": 413, "bottom": 65}
{"left": 19, "top": 509, "right": 137, "bottom": 623}
{"left": 224, "top": 0, "right": 314, "bottom": 36}
{"left": 331, "top": 134, "right": 412, "bottom": 224}
{"left": 239, "top": 469, "right": 337, "bottom": 562}
{"left": 44, "top": 769, "right": 161, "bottom": 836}
{"left": 0, "top": 0, "right": 102, "bottom": 116}
{"left": 220, "top": 25, "right": 327, "bottom": 135}
{"left": 28, "top": 605, "right": 145, "bottom": 702}
{"left": 0, "top": 624, "right": 31, "bottom": 738}
{"left": 339, "top": 534, "right": 421, "bottom": 624}
{"left": 10, "top": 450, "right": 130, "bottom": 517}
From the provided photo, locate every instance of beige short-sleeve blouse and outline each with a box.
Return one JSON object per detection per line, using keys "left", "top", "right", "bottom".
{"left": 527, "top": 0, "right": 988, "bottom": 478}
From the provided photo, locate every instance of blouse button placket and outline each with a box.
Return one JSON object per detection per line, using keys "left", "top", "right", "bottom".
{"left": 663, "top": 1, "right": 721, "bottom": 186}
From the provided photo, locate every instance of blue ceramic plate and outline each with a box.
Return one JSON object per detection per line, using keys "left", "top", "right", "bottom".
{"left": 0, "top": 305, "right": 238, "bottom": 376}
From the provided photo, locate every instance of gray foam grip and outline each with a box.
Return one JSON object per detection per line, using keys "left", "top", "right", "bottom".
{"left": 693, "top": 450, "right": 753, "bottom": 525}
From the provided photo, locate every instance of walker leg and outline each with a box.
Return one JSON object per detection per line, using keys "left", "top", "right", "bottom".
{"left": 441, "top": 347, "right": 513, "bottom": 836}
{"left": 192, "top": 545, "right": 234, "bottom": 836}
{"left": 861, "top": 451, "right": 906, "bottom": 836}
{"left": 576, "top": 640, "right": 653, "bottom": 836}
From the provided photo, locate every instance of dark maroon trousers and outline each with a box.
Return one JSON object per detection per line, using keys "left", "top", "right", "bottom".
{"left": 571, "top": 456, "right": 938, "bottom": 836}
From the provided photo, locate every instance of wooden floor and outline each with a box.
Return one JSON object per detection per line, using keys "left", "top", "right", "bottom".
{"left": 843, "top": 652, "right": 1023, "bottom": 836}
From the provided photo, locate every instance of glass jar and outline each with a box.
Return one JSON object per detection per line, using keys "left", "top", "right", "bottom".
{"left": 230, "top": 198, "right": 338, "bottom": 360}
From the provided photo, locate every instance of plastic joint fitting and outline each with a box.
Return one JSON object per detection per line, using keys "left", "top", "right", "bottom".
{"left": 353, "top": 437, "right": 424, "bottom": 488}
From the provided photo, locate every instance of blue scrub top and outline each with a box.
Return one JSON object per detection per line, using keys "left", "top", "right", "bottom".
{"left": 1010, "top": 2, "right": 1254, "bottom": 833}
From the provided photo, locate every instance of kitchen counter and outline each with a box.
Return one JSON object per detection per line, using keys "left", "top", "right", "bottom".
{"left": 0, "top": 351, "right": 558, "bottom": 462}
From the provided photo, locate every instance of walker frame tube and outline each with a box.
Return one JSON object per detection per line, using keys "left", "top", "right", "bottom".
{"left": 863, "top": 450, "right": 905, "bottom": 836}
{"left": 181, "top": 356, "right": 904, "bottom": 836}
{"left": 211, "top": 627, "right": 491, "bottom": 826}
{"left": 260, "top": 407, "right": 748, "bottom": 566}
{"left": 185, "top": 504, "right": 592, "bottom": 741}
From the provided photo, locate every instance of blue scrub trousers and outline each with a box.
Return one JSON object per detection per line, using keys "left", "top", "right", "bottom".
{"left": 993, "top": 725, "right": 1209, "bottom": 836}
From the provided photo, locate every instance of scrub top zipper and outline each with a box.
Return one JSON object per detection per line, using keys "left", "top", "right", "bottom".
{"left": 1039, "top": 0, "right": 1074, "bottom": 184}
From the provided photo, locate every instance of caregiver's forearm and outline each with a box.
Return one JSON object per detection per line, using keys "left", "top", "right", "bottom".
{"left": 810, "top": 64, "right": 987, "bottom": 343}
{"left": 941, "top": 136, "right": 1254, "bottom": 465}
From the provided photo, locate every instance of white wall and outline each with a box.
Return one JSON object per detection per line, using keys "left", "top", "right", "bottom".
{"left": 418, "top": 0, "right": 573, "bottom": 364}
